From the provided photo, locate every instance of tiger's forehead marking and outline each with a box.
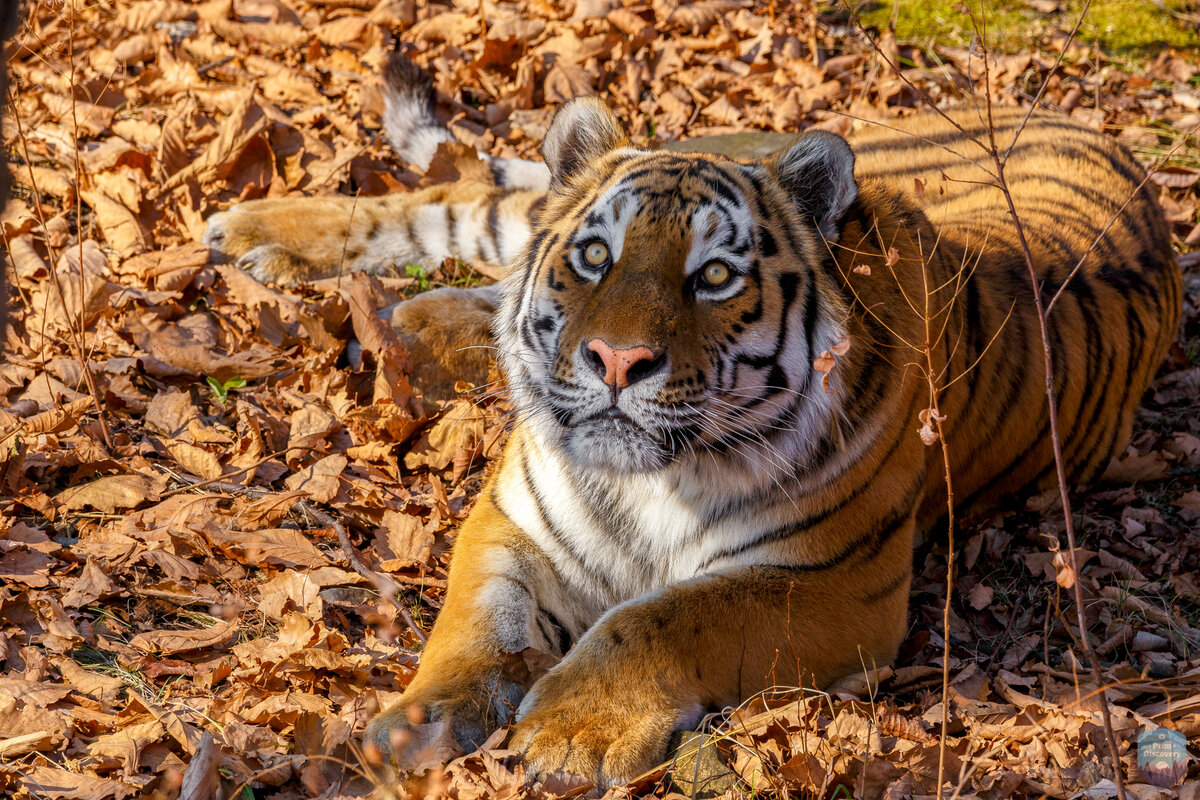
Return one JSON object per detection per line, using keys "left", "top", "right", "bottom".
{"left": 574, "top": 183, "right": 641, "bottom": 265}
{"left": 684, "top": 201, "right": 755, "bottom": 275}
{"left": 573, "top": 154, "right": 757, "bottom": 275}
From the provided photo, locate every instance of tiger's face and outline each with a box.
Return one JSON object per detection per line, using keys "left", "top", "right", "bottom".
{"left": 497, "top": 100, "right": 858, "bottom": 474}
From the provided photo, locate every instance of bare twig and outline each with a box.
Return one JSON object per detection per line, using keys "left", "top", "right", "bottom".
{"left": 159, "top": 448, "right": 299, "bottom": 498}
{"left": 1045, "top": 118, "right": 1200, "bottom": 316}
{"left": 923, "top": 255, "right": 957, "bottom": 800}
{"left": 843, "top": 0, "right": 1146, "bottom": 792}
{"left": 969, "top": 4, "right": 1127, "bottom": 795}
{"left": 998, "top": 0, "right": 1093, "bottom": 167}
{"left": 301, "top": 502, "right": 429, "bottom": 646}
{"left": 829, "top": 211, "right": 982, "bottom": 800}
{"left": 65, "top": 0, "right": 113, "bottom": 449}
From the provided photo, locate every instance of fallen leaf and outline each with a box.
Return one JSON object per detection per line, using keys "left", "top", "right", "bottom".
{"left": 13, "top": 764, "right": 138, "bottom": 800}
{"left": 56, "top": 473, "right": 167, "bottom": 514}
{"left": 61, "top": 559, "right": 118, "bottom": 607}
{"left": 968, "top": 583, "right": 994, "bottom": 610}
{"left": 130, "top": 620, "right": 237, "bottom": 655}
{"left": 1102, "top": 446, "right": 1169, "bottom": 482}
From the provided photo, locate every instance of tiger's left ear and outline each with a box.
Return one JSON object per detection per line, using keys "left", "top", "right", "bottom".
{"left": 773, "top": 130, "right": 857, "bottom": 241}
{"left": 542, "top": 98, "right": 629, "bottom": 191}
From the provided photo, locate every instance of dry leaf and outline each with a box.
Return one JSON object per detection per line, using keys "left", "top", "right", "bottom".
{"left": 404, "top": 402, "right": 484, "bottom": 471}
{"left": 917, "top": 407, "right": 946, "bottom": 446}
{"left": 967, "top": 583, "right": 994, "bottom": 610}
{"left": 130, "top": 620, "right": 237, "bottom": 654}
{"left": 79, "top": 188, "right": 147, "bottom": 257}
{"left": 166, "top": 440, "right": 223, "bottom": 480}
{"left": 206, "top": 527, "right": 331, "bottom": 569}
{"left": 1102, "top": 446, "right": 1169, "bottom": 482}
{"left": 284, "top": 453, "right": 348, "bottom": 502}
{"left": 56, "top": 473, "right": 167, "bottom": 514}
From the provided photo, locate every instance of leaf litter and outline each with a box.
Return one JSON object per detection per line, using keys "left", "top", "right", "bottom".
{"left": 2, "top": 0, "right": 1200, "bottom": 798}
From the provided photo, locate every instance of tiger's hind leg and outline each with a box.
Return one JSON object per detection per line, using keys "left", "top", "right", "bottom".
{"left": 379, "top": 284, "right": 501, "bottom": 399}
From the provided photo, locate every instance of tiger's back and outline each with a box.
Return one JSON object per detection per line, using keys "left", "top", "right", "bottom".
{"left": 844, "top": 108, "right": 1179, "bottom": 519}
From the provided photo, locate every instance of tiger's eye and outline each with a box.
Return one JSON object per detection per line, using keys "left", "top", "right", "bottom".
{"left": 702, "top": 261, "right": 731, "bottom": 287}
{"left": 584, "top": 242, "right": 609, "bottom": 266}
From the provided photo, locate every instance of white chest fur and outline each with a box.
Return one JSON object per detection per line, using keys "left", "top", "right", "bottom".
{"left": 495, "top": 433, "right": 716, "bottom": 609}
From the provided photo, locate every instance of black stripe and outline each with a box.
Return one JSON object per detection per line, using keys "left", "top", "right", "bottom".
{"left": 536, "top": 605, "right": 572, "bottom": 655}
{"left": 487, "top": 200, "right": 503, "bottom": 260}
{"left": 519, "top": 445, "right": 616, "bottom": 595}
{"left": 1058, "top": 279, "right": 1112, "bottom": 473}
{"left": 756, "top": 477, "right": 923, "bottom": 574}
{"left": 858, "top": 570, "right": 910, "bottom": 604}
{"left": 700, "top": 398, "right": 920, "bottom": 566}
{"left": 528, "top": 194, "right": 548, "bottom": 224}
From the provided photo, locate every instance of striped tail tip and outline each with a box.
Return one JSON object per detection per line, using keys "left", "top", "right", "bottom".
{"left": 381, "top": 52, "right": 453, "bottom": 170}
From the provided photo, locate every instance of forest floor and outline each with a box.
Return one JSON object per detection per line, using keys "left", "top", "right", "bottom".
{"left": 2, "top": 0, "right": 1200, "bottom": 798}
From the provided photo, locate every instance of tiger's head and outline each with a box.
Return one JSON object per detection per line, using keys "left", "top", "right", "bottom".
{"left": 497, "top": 99, "right": 858, "bottom": 475}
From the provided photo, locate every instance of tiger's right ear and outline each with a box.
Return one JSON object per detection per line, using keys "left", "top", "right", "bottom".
{"left": 542, "top": 98, "right": 629, "bottom": 191}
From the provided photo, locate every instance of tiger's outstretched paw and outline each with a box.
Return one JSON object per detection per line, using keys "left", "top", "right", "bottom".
{"left": 511, "top": 664, "right": 681, "bottom": 788}
{"left": 203, "top": 197, "right": 364, "bottom": 285}
{"left": 203, "top": 207, "right": 315, "bottom": 285}
{"left": 363, "top": 698, "right": 469, "bottom": 772}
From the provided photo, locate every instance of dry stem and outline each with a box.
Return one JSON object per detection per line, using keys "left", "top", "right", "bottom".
{"left": 302, "top": 502, "right": 429, "bottom": 646}
{"left": 970, "top": 2, "right": 1125, "bottom": 793}
{"left": 4, "top": 34, "right": 113, "bottom": 450}
{"left": 922, "top": 255, "right": 957, "bottom": 800}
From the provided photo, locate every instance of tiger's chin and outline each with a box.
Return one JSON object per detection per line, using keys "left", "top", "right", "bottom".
{"left": 562, "top": 417, "right": 672, "bottom": 473}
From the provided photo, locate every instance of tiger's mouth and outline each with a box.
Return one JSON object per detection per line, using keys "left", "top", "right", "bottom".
{"left": 585, "top": 406, "right": 634, "bottom": 423}
{"left": 560, "top": 411, "right": 673, "bottom": 473}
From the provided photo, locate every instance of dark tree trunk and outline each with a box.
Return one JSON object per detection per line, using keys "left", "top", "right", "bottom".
{"left": 0, "top": 0, "right": 20, "bottom": 327}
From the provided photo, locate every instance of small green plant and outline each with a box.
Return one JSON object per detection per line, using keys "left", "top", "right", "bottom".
{"left": 1185, "top": 341, "right": 1200, "bottom": 367}
{"left": 205, "top": 376, "right": 247, "bottom": 405}
{"left": 405, "top": 262, "right": 431, "bottom": 291}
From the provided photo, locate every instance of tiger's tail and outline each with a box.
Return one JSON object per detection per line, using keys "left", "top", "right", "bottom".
{"left": 203, "top": 55, "right": 549, "bottom": 284}
{"left": 381, "top": 53, "right": 551, "bottom": 192}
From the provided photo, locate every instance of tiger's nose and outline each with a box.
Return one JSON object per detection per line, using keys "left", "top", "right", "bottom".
{"left": 583, "top": 339, "right": 664, "bottom": 388}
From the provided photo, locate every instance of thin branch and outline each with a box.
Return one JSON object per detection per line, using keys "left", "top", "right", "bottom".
{"left": 1044, "top": 118, "right": 1200, "bottom": 316}
{"left": 65, "top": 0, "right": 113, "bottom": 449}
{"left": 974, "top": 13, "right": 1129, "bottom": 799}
{"left": 159, "top": 448, "right": 299, "bottom": 498}
{"left": 301, "top": 503, "right": 429, "bottom": 646}
{"left": 841, "top": 8, "right": 994, "bottom": 159}
{"left": 5, "top": 68, "right": 113, "bottom": 452}
{"left": 999, "top": 0, "right": 1093, "bottom": 167}
{"left": 844, "top": 0, "right": 1137, "bottom": 794}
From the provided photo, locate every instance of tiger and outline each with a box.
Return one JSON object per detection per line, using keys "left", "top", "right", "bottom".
{"left": 203, "top": 56, "right": 1182, "bottom": 786}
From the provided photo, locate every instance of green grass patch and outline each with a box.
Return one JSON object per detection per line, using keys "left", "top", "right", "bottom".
{"left": 838, "top": 0, "right": 1200, "bottom": 58}
{"left": 1083, "top": 0, "right": 1200, "bottom": 55}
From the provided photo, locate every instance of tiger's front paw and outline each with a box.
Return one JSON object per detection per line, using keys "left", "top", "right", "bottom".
{"left": 511, "top": 664, "right": 686, "bottom": 787}
{"left": 365, "top": 677, "right": 523, "bottom": 772}
{"left": 363, "top": 696, "right": 474, "bottom": 773}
